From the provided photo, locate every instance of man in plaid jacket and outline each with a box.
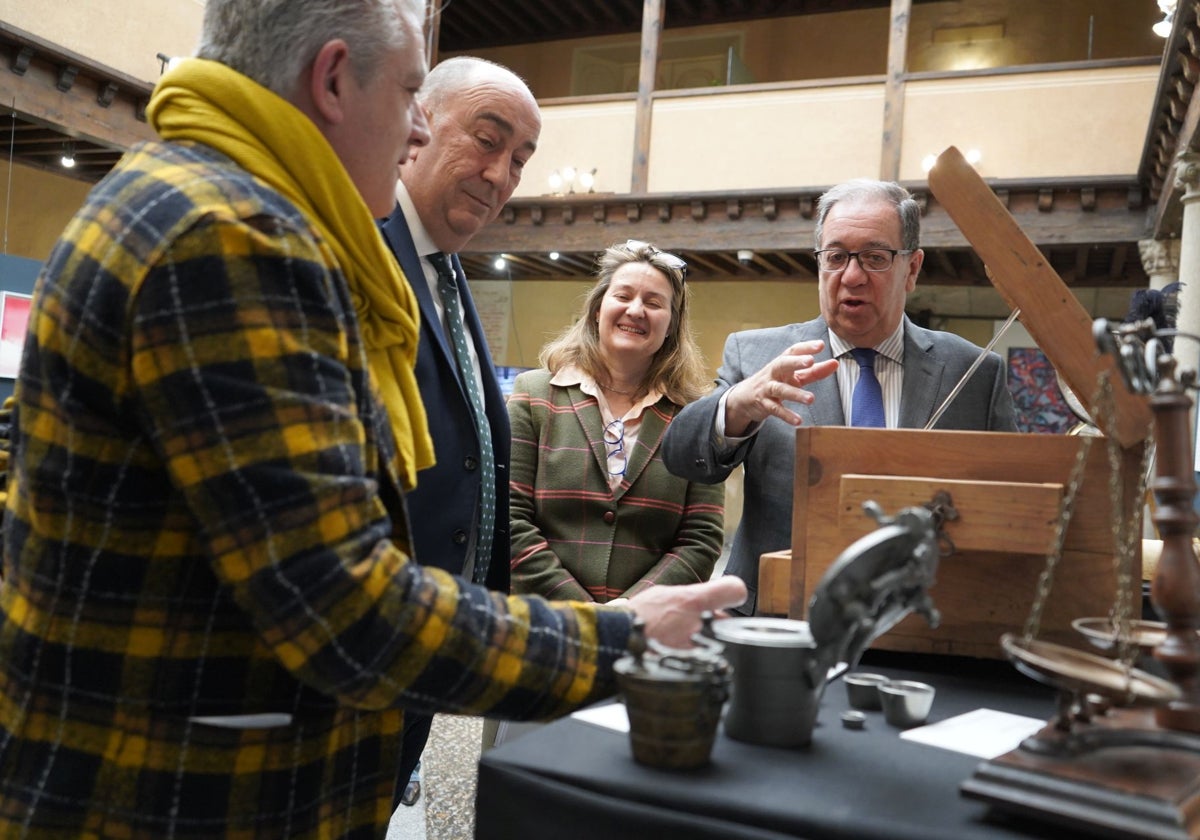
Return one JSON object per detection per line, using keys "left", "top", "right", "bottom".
{"left": 0, "top": 1, "right": 745, "bottom": 836}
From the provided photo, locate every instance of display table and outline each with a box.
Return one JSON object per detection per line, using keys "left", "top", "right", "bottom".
{"left": 475, "top": 651, "right": 1101, "bottom": 840}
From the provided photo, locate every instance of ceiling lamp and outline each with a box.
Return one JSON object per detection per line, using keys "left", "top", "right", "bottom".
{"left": 1154, "top": 0, "right": 1177, "bottom": 37}
{"left": 547, "top": 166, "right": 598, "bottom": 195}
{"left": 61, "top": 142, "right": 76, "bottom": 169}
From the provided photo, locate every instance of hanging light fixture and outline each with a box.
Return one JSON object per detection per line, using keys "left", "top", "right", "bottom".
{"left": 547, "top": 166, "right": 598, "bottom": 195}
{"left": 1154, "top": 0, "right": 1177, "bottom": 37}
{"left": 60, "top": 142, "right": 76, "bottom": 169}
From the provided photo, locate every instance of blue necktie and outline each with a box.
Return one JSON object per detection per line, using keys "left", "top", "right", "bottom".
{"left": 428, "top": 252, "right": 495, "bottom": 585}
{"left": 850, "top": 348, "right": 885, "bottom": 428}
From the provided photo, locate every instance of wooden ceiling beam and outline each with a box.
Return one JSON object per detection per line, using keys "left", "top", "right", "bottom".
{"left": 1108, "top": 243, "right": 1130, "bottom": 281}
{"left": 467, "top": 181, "right": 1149, "bottom": 258}
{"left": 448, "top": 1, "right": 508, "bottom": 41}
{"left": 1073, "top": 246, "right": 1091, "bottom": 283}
{"left": 0, "top": 24, "right": 154, "bottom": 154}
{"left": 772, "top": 250, "right": 816, "bottom": 278}
{"left": 509, "top": 0, "right": 558, "bottom": 33}
{"left": 589, "top": 1, "right": 626, "bottom": 26}
{"left": 932, "top": 249, "right": 958, "bottom": 282}
{"left": 461, "top": 244, "right": 1141, "bottom": 291}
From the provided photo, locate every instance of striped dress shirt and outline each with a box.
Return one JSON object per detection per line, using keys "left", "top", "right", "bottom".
{"left": 829, "top": 326, "right": 906, "bottom": 428}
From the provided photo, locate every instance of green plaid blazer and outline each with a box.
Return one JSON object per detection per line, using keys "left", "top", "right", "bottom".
{"left": 508, "top": 369, "right": 724, "bottom": 602}
{"left": 0, "top": 141, "right": 632, "bottom": 838}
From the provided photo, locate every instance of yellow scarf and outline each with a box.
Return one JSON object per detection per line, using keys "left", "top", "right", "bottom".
{"left": 147, "top": 58, "right": 433, "bottom": 490}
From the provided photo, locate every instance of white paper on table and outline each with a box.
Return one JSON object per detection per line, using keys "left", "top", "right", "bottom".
{"left": 899, "top": 708, "right": 1045, "bottom": 759}
{"left": 570, "top": 702, "right": 630, "bottom": 733}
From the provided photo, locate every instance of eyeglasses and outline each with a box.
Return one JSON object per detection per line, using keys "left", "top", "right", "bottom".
{"left": 625, "top": 239, "right": 688, "bottom": 281}
{"left": 814, "top": 248, "right": 914, "bottom": 273}
{"left": 603, "top": 418, "right": 627, "bottom": 478}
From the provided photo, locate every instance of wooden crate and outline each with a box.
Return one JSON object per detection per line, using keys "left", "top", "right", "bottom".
{"left": 783, "top": 426, "right": 1144, "bottom": 659}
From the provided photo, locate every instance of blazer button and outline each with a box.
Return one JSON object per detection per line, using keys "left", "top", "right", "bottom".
{"left": 694, "top": 457, "right": 707, "bottom": 469}
{"left": 464, "top": 456, "right": 478, "bottom": 471}
{"left": 603, "top": 511, "right": 615, "bottom": 525}
{"left": 452, "top": 530, "right": 468, "bottom": 545}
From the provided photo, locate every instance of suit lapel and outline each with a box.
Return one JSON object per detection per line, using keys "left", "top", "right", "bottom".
{"left": 568, "top": 386, "right": 666, "bottom": 501}
{"left": 617, "top": 400, "right": 671, "bottom": 499}
{"left": 569, "top": 388, "right": 611, "bottom": 488}
{"left": 379, "top": 209, "right": 457, "bottom": 371}
{"left": 899, "top": 323, "right": 944, "bottom": 428}
{"left": 796, "top": 322, "right": 845, "bottom": 427}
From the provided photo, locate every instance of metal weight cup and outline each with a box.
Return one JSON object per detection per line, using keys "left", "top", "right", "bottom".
{"left": 879, "top": 680, "right": 936, "bottom": 728}
{"left": 844, "top": 672, "right": 889, "bottom": 710}
{"left": 614, "top": 618, "right": 732, "bottom": 769}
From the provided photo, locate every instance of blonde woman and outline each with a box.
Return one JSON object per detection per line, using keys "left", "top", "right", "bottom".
{"left": 508, "top": 240, "right": 724, "bottom": 603}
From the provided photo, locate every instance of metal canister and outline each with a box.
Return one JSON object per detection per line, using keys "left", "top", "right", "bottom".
{"left": 711, "top": 617, "right": 822, "bottom": 747}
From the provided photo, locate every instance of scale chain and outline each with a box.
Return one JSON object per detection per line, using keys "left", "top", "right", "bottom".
{"left": 1021, "top": 373, "right": 1107, "bottom": 644}
{"left": 1021, "top": 370, "right": 1152, "bottom": 682}
{"left": 1100, "top": 372, "right": 1153, "bottom": 675}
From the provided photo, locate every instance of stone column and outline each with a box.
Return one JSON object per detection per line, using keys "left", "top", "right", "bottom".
{"left": 1173, "top": 152, "right": 1200, "bottom": 384}
{"left": 1170, "top": 152, "right": 1200, "bottom": 512}
{"left": 1139, "top": 238, "right": 1182, "bottom": 292}
{"left": 1137, "top": 239, "right": 1184, "bottom": 535}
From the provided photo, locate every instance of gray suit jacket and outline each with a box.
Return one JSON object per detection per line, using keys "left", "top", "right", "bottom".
{"left": 661, "top": 315, "right": 1017, "bottom": 615}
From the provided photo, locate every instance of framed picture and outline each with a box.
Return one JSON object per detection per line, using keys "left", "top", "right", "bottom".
{"left": 991, "top": 320, "right": 1075, "bottom": 435}
{"left": 0, "top": 292, "right": 32, "bottom": 379}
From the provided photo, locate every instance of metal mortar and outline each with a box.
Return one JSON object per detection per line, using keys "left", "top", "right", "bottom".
{"left": 614, "top": 618, "right": 731, "bottom": 769}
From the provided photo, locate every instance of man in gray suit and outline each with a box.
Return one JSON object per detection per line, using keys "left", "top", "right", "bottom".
{"left": 662, "top": 179, "right": 1017, "bottom": 615}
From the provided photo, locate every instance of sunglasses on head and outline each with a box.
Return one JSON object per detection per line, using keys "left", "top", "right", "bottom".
{"left": 624, "top": 239, "right": 688, "bottom": 281}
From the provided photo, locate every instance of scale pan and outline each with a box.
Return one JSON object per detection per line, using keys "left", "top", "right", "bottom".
{"left": 1001, "top": 633, "right": 1180, "bottom": 707}
{"left": 1071, "top": 617, "right": 1173, "bottom": 654}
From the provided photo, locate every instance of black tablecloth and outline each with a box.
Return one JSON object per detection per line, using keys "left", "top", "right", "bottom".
{"left": 476, "top": 651, "right": 1099, "bottom": 840}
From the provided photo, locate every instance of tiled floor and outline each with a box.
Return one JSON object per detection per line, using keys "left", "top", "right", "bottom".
{"left": 387, "top": 715, "right": 483, "bottom": 840}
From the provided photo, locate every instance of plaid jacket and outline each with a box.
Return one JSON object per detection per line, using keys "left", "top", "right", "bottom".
{"left": 0, "top": 141, "right": 631, "bottom": 838}
{"left": 508, "top": 369, "right": 725, "bottom": 602}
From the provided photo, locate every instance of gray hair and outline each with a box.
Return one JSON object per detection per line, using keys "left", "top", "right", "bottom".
{"left": 419, "top": 56, "right": 533, "bottom": 110}
{"left": 814, "top": 179, "right": 921, "bottom": 251}
{"left": 197, "top": 0, "right": 424, "bottom": 98}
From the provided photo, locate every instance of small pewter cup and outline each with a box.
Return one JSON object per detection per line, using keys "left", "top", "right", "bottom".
{"left": 878, "top": 680, "right": 936, "bottom": 728}
{"left": 844, "top": 672, "right": 888, "bottom": 710}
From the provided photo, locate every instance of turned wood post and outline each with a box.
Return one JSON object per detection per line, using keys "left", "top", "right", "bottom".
{"left": 1150, "top": 357, "right": 1200, "bottom": 732}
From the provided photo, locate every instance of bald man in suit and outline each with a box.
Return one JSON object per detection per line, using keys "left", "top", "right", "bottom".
{"left": 379, "top": 56, "right": 540, "bottom": 808}
{"left": 662, "top": 179, "right": 1016, "bottom": 615}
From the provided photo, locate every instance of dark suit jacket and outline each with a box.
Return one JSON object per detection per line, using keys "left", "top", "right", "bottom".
{"left": 662, "top": 315, "right": 1017, "bottom": 615}
{"left": 380, "top": 207, "right": 511, "bottom": 591}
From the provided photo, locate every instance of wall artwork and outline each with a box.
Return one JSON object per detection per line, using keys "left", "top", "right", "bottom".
{"left": 1006, "top": 346, "right": 1074, "bottom": 434}
{"left": 0, "top": 292, "right": 32, "bottom": 379}
{"left": 992, "top": 320, "right": 1075, "bottom": 435}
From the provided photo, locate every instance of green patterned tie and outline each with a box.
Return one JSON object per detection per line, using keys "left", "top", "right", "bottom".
{"left": 428, "top": 252, "right": 494, "bottom": 585}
